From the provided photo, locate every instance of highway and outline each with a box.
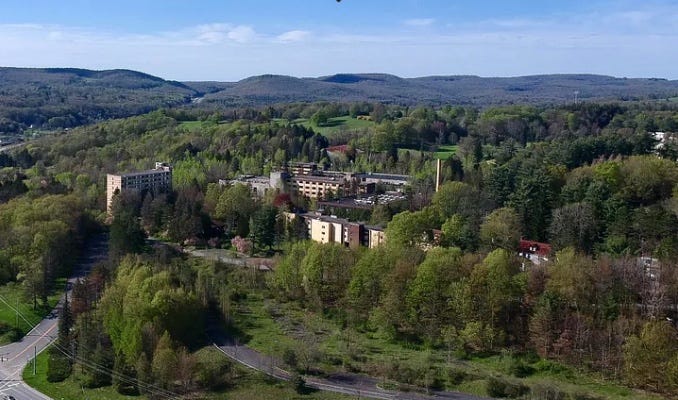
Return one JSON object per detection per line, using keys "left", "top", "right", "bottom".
{"left": 0, "top": 233, "right": 108, "bottom": 400}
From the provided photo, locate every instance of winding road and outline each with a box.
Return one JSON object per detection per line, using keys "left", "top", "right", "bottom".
{"left": 0, "top": 233, "right": 108, "bottom": 400}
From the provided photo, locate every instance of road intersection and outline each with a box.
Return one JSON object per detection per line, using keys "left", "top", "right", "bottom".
{"left": 0, "top": 234, "right": 108, "bottom": 400}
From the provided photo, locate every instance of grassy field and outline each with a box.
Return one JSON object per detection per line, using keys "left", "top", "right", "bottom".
{"left": 396, "top": 148, "right": 426, "bottom": 159}
{"left": 434, "top": 145, "right": 458, "bottom": 160}
{"left": 178, "top": 120, "right": 207, "bottom": 130}
{"left": 293, "top": 116, "right": 375, "bottom": 136}
{"left": 0, "top": 280, "right": 65, "bottom": 344}
{"left": 24, "top": 345, "right": 355, "bottom": 400}
{"left": 23, "top": 350, "right": 142, "bottom": 400}
{"left": 229, "top": 290, "right": 664, "bottom": 400}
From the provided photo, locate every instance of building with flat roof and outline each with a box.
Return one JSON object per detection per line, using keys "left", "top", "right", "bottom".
{"left": 357, "top": 172, "right": 410, "bottom": 191}
{"left": 106, "top": 162, "right": 172, "bottom": 213}
{"left": 219, "top": 175, "right": 272, "bottom": 197}
{"left": 289, "top": 173, "right": 354, "bottom": 199}
{"left": 300, "top": 213, "right": 367, "bottom": 249}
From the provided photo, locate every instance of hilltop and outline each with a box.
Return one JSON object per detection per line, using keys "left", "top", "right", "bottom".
{"left": 0, "top": 67, "right": 196, "bottom": 134}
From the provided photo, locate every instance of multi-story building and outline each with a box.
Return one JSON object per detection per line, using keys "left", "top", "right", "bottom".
{"left": 287, "top": 162, "right": 319, "bottom": 176}
{"left": 106, "top": 162, "right": 172, "bottom": 213}
{"left": 299, "top": 213, "right": 380, "bottom": 249}
{"left": 288, "top": 173, "right": 353, "bottom": 199}
{"left": 364, "top": 225, "right": 386, "bottom": 248}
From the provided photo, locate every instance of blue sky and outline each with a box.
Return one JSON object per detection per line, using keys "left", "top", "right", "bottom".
{"left": 0, "top": 0, "right": 676, "bottom": 81}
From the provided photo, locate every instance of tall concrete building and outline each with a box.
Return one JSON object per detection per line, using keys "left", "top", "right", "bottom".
{"left": 106, "top": 162, "right": 172, "bottom": 213}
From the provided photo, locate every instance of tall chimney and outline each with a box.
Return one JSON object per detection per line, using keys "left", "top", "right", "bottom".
{"left": 435, "top": 158, "right": 442, "bottom": 192}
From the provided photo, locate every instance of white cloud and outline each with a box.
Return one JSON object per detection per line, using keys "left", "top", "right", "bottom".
{"left": 0, "top": 6, "right": 677, "bottom": 82}
{"left": 227, "top": 25, "right": 256, "bottom": 43}
{"left": 404, "top": 18, "right": 435, "bottom": 27}
{"left": 276, "top": 30, "right": 310, "bottom": 43}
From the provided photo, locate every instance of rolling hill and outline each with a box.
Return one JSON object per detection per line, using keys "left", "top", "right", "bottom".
{"left": 2, "top": 67, "right": 678, "bottom": 135}
{"left": 200, "top": 73, "right": 678, "bottom": 106}
{"left": 0, "top": 67, "right": 197, "bottom": 134}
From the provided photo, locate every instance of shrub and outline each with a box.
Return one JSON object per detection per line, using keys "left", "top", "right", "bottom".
{"left": 290, "top": 372, "right": 307, "bottom": 394}
{"left": 487, "top": 377, "right": 529, "bottom": 399}
{"left": 531, "top": 383, "right": 567, "bottom": 400}
{"left": 46, "top": 347, "right": 72, "bottom": 382}
{"left": 282, "top": 348, "right": 298, "bottom": 369}
{"left": 447, "top": 367, "right": 468, "bottom": 386}
{"left": 508, "top": 359, "right": 535, "bottom": 378}
{"left": 571, "top": 392, "right": 603, "bottom": 400}
{"left": 533, "top": 359, "right": 568, "bottom": 375}
{"left": 193, "top": 347, "right": 233, "bottom": 390}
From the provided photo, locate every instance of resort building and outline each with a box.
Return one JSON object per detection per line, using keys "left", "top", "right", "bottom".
{"left": 106, "top": 162, "right": 172, "bottom": 213}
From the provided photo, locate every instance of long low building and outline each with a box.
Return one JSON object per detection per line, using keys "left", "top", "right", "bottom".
{"left": 356, "top": 172, "right": 410, "bottom": 191}
{"left": 221, "top": 163, "right": 410, "bottom": 201}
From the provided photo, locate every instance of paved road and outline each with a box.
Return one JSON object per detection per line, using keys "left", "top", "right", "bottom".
{"left": 183, "top": 248, "right": 273, "bottom": 270}
{"left": 0, "top": 142, "right": 26, "bottom": 153}
{"left": 209, "top": 322, "right": 489, "bottom": 400}
{"left": 0, "top": 233, "right": 109, "bottom": 400}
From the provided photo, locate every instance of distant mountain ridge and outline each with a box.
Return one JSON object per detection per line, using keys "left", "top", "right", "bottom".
{"left": 2, "top": 67, "right": 678, "bottom": 134}
{"left": 195, "top": 73, "right": 678, "bottom": 106}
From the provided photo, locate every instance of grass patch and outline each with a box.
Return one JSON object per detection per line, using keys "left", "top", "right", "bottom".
{"left": 434, "top": 145, "right": 458, "bottom": 160}
{"left": 178, "top": 120, "right": 209, "bottom": 131}
{"left": 24, "top": 349, "right": 142, "bottom": 400}
{"left": 293, "top": 116, "right": 375, "bottom": 136}
{"left": 229, "top": 292, "right": 298, "bottom": 358}
{"left": 0, "top": 280, "right": 65, "bottom": 345}
{"left": 397, "top": 148, "right": 426, "bottom": 159}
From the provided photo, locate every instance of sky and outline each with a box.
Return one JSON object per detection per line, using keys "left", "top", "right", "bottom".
{"left": 0, "top": 0, "right": 677, "bottom": 81}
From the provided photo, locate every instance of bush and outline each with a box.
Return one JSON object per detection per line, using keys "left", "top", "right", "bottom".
{"left": 486, "top": 377, "right": 529, "bottom": 399}
{"left": 46, "top": 347, "right": 72, "bottom": 382}
{"left": 508, "top": 359, "right": 535, "bottom": 378}
{"left": 531, "top": 383, "right": 567, "bottom": 400}
{"left": 290, "top": 372, "right": 307, "bottom": 394}
{"left": 533, "top": 359, "right": 568, "bottom": 375}
{"left": 447, "top": 367, "right": 468, "bottom": 386}
{"left": 193, "top": 347, "right": 233, "bottom": 390}
{"left": 282, "top": 348, "right": 298, "bottom": 369}
{"left": 571, "top": 392, "right": 603, "bottom": 400}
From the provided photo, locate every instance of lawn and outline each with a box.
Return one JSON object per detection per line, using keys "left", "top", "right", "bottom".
{"left": 178, "top": 120, "right": 211, "bottom": 131}
{"left": 0, "top": 280, "right": 65, "bottom": 344}
{"left": 434, "top": 145, "right": 458, "bottom": 160}
{"left": 397, "top": 148, "right": 426, "bottom": 159}
{"left": 24, "top": 350, "right": 142, "bottom": 400}
{"left": 293, "top": 116, "right": 375, "bottom": 136}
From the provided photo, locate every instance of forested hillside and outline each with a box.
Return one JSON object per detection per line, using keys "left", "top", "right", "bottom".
{"left": 201, "top": 74, "right": 678, "bottom": 107}
{"left": 0, "top": 67, "right": 196, "bottom": 134}
{"left": 3, "top": 67, "right": 678, "bottom": 137}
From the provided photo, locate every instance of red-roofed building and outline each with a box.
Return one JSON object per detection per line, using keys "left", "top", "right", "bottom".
{"left": 326, "top": 144, "right": 350, "bottom": 153}
{"left": 519, "top": 239, "right": 552, "bottom": 266}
